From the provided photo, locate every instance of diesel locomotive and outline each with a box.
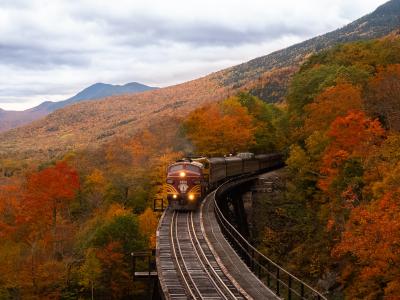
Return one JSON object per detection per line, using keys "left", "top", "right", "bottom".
{"left": 165, "top": 153, "right": 283, "bottom": 210}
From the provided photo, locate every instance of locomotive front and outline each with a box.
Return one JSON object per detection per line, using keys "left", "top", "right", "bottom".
{"left": 165, "top": 161, "right": 203, "bottom": 210}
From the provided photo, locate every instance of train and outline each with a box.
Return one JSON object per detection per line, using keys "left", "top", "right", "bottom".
{"left": 165, "top": 152, "right": 283, "bottom": 210}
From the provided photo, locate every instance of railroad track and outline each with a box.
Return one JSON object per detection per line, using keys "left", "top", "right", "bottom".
{"left": 158, "top": 208, "right": 246, "bottom": 299}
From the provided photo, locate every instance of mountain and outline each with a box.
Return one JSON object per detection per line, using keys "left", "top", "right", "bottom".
{"left": 1, "top": 0, "right": 399, "bottom": 159}
{"left": 0, "top": 82, "right": 157, "bottom": 132}
{"left": 222, "top": 0, "right": 400, "bottom": 101}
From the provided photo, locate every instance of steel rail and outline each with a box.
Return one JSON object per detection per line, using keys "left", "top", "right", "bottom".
{"left": 170, "top": 211, "right": 202, "bottom": 299}
{"left": 187, "top": 212, "right": 240, "bottom": 300}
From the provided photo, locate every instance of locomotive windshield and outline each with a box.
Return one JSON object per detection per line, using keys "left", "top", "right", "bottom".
{"left": 186, "top": 165, "right": 201, "bottom": 173}
{"left": 169, "top": 165, "right": 184, "bottom": 172}
{"left": 168, "top": 163, "right": 201, "bottom": 173}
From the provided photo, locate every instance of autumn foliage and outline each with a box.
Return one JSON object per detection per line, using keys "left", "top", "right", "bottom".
{"left": 0, "top": 122, "right": 181, "bottom": 298}
{"left": 0, "top": 162, "right": 79, "bottom": 298}
{"left": 183, "top": 93, "right": 287, "bottom": 156}
{"left": 332, "top": 189, "right": 400, "bottom": 299}
{"left": 318, "top": 110, "right": 385, "bottom": 192}
{"left": 276, "top": 37, "right": 400, "bottom": 298}
{"left": 183, "top": 97, "right": 256, "bottom": 155}
{"left": 0, "top": 34, "right": 400, "bottom": 300}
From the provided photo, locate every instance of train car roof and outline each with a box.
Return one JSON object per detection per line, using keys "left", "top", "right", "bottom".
{"left": 209, "top": 157, "right": 226, "bottom": 164}
{"left": 236, "top": 152, "right": 255, "bottom": 159}
{"left": 255, "top": 153, "right": 281, "bottom": 159}
{"left": 224, "top": 156, "right": 242, "bottom": 162}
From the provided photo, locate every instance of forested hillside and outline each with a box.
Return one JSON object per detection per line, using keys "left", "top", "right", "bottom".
{"left": 1, "top": 0, "right": 400, "bottom": 298}
{"left": 183, "top": 35, "right": 400, "bottom": 299}
{"left": 1, "top": 32, "right": 400, "bottom": 299}
{"left": 0, "top": 82, "right": 156, "bottom": 133}
{"left": 1, "top": 0, "right": 399, "bottom": 159}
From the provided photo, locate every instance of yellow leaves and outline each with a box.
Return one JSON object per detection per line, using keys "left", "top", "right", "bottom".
{"left": 371, "top": 162, "right": 400, "bottom": 199}
{"left": 85, "top": 169, "right": 105, "bottom": 186}
{"left": 0, "top": 241, "right": 23, "bottom": 288}
{"left": 104, "top": 204, "right": 129, "bottom": 221}
{"left": 84, "top": 169, "right": 107, "bottom": 195}
{"left": 79, "top": 248, "right": 101, "bottom": 289}
{"left": 138, "top": 208, "right": 159, "bottom": 248}
{"left": 304, "top": 131, "right": 330, "bottom": 159}
{"left": 286, "top": 144, "right": 309, "bottom": 175}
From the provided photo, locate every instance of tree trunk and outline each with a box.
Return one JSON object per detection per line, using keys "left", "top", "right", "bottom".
{"left": 124, "top": 187, "right": 129, "bottom": 208}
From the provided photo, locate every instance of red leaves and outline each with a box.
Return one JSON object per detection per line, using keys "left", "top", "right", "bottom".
{"left": 0, "top": 162, "right": 80, "bottom": 297}
{"left": 19, "top": 162, "right": 79, "bottom": 241}
{"left": 25, "top": 162, "right": 80, "bottom": 202}
{"left": 0, "top": 162, "right": 80, "bottom": 254}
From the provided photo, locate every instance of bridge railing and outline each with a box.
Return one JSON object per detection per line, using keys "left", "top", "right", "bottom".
{"left": 214, "top": 177, "right": 328, "bottom": 300}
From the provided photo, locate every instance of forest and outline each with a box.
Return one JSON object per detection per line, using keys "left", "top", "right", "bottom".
{"left": 1, "top": 35, "right": 400, "bottom": 299}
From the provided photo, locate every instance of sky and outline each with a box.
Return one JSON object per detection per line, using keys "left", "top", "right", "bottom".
{"left": 0, "top": 0, "right": 388, "bottom": 111}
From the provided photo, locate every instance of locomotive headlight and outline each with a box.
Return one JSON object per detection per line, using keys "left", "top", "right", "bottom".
{"left": 188, "top": 194, "right": 195, "bottom": 200}
{"left": 166, "top": 179, "right": 174, "bottom": 184}
{"left": 173, "top": 194, "right": 178, "bottom": 199}
{"left": 179, "top": 171, "right": 186, "bottom": 177}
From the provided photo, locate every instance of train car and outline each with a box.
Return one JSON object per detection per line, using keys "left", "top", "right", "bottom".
{"left": 166, "top": 153, "right": 284, "bottom": 210}
{"left": 225, "top": 156, "right": 243, "bottom": 177}
{"left": 208, "top": 157, "right": 226, "bottom": 185}
{"left": 243, "top": 157, "right": 260, "bottom": 173}
{"left": 165, "top": 160, "right": 204, "bottom": 210}
{"left": 237, "top": 152, "right": 259, "bottom": 173}
{"left": 256, "top": 153, "right": 283, "bottom": 170}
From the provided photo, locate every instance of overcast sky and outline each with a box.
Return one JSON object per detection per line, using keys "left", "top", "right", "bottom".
{"left": 0, "top": 0, "right": 388, "bottom": 110}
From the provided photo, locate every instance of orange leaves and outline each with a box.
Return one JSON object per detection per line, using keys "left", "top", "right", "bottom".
{"left": 304, "top": 83, "right": 363, "bottom": 135}
{"left": 184, "top": 98, "right": 256, "bottom": 156}
{"left": 318, "top": 111, "right": 385, "bottom": 191}
{"left": 95, "top": 242, "right": 125, "bottom": 270}
{"left": 333, "top": 190, "right": 400, "bottom": 298}
{"left": 327, "top": 111, "right": 385, "bottom": 155}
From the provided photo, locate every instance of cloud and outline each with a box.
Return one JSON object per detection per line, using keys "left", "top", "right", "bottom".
{"left": 0, "top": 0, "right": 388, "bottom": 110}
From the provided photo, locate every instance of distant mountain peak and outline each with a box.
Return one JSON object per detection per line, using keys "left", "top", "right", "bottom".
{"left": 374, "top": 0, "right": 400, "bottom": 14}
{"left": 0, "top": 81, "right": 157, "bottom": 132}
{"left": 124, "top": 82, "right": 150, "bottom": 87}
{"left": 1, "top": 0, "right": 400, "bottom": 152}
